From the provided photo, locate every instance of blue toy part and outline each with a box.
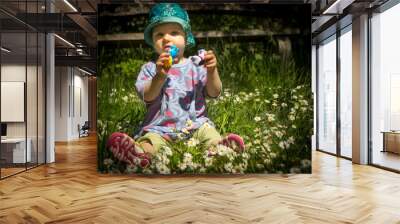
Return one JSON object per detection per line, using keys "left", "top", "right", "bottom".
{"left": 164, "top": 45, "right": 180, "bottom": 68}
{"left": 169, "top": 45, "right": 179, "bottom": 59}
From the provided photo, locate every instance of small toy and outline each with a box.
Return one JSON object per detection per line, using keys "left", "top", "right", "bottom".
{"left": 191, "top": 49, "right": 206, "bottom": 66}
{"left": 164, "top": 45, "right": 180, "bottom": 69}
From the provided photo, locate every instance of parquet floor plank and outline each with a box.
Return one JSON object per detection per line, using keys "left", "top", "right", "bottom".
{"left": 0, "top": 135, "right": 399, "bottom": 223}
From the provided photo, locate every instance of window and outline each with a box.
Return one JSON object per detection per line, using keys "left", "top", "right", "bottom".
{"left": 371, "top": 2, "right": 400, "bottom": 171}
{"left": 339, "top": 27, "right": 352, "bottom": 158}
{"left": 317, "top": 35, "right": 337, "bottom": 154}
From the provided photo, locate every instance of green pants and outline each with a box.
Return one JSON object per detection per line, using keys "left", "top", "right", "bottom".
{"left": 136, "top": 123, "right": 222, "bottom": 152}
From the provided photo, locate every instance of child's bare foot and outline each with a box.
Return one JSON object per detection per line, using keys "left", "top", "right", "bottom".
{"left": 107, "top": 132, "right": 151, "bottom": 168}
{"left": 140, "top": 141, "right": 157, "bottom": 155}
{"left": 219, "top": 133, "right": 245, "bottom": 152}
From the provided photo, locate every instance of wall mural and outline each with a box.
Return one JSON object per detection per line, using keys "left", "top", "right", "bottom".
{"left": 97, "top": 3, "right": 312, "bottom": 174}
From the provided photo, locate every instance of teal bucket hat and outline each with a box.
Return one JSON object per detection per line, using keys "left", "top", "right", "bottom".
{"left": 144, "top": 3, "right": 196, "bottom": 49}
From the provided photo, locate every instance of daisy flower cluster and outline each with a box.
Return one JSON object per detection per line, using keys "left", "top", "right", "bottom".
{"left": 137, "top": 136, "right": 250, "bottom": 175}
{"left": 106, "top": 84, "right": 313, "bottom": 174}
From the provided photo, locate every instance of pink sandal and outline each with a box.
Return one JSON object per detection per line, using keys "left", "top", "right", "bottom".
{"left": 219, "top": 133, "right": 245, "bottom": 152}
{"left": 107, "top": 132, "right": 151, "bottom": 168}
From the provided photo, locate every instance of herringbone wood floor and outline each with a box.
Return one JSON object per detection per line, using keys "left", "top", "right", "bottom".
{"left": 1, "top": 135, "right": 400, "bottom": 224}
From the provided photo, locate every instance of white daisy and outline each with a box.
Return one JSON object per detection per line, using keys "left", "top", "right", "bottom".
{"left": 254, "top": 116, "right": 262, "bottom": 122}
{"left": 186, "top": 119, "right": 193, "bottom": 127}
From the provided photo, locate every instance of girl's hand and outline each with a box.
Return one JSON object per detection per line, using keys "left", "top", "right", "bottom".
{"left": 204, "top": 50, "right": 217, "bottom": 73}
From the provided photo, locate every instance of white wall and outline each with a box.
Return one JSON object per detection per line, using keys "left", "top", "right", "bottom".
{"left": 55, "top": 67, "right": 89, "bottom": 141}
{"left": 1, "top": 65, "right": 39, "bottom": 137}
{"left": 1, "top": 65, "right": 26, "bottom": 139}
{"left": 1, "top": 64, "right": 46, "bottom": 164}
{"left": 55, "top": 66, "right": 69, "bottom": 141}
{"left": 71, "top": 72, "right": 89, "bottom": 138}
{"left": 1, "top": 65, "right": 26, "bottom": 81}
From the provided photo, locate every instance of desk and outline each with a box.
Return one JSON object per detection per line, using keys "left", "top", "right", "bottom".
{"left": 382, "top": 131, "right": 400, "bottom": 154}
{"left": 1, "top": 138, "right": 31, "bottom": 163}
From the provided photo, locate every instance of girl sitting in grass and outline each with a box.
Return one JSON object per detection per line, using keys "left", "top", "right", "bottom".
{"left": 107, "top": 3, "right": 245, "bottom": 168}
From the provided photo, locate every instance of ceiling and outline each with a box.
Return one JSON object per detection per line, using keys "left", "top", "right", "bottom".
{"left": 0, "top": 0, "right": 389, "bottom": 74}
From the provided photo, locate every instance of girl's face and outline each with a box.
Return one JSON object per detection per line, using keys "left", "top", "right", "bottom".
{"left": 152, "top": 23, "right": 186, "bottom": 58}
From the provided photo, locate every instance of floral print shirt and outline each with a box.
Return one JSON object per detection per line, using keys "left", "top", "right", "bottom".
{"left": 135, "top": 58, "right": 215, "bottom": 140}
